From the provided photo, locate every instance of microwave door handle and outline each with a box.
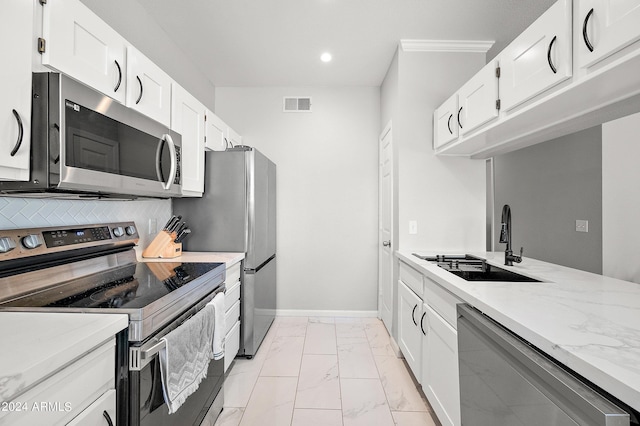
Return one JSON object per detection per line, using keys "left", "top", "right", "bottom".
{"left": 155, "top": 138, "right": 165, "bottom": 184}
{"left": 155, "top": 134, "right": 177, "bottom": 189}
{"left": 163, "top": 134, "right": 177, "bottom": 190}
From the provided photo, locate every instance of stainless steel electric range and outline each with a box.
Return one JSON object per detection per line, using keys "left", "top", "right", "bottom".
{"left": 0, "top": 222, "right": 226, "bottom": 426}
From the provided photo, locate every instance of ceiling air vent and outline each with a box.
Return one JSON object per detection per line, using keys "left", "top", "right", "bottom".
{"left": 283, "top": 97, "right": 312, "bottom": 112}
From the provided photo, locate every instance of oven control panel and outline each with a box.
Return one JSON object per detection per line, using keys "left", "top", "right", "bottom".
{"left": 0, "top": 222, "right": 138, "bottom": 261}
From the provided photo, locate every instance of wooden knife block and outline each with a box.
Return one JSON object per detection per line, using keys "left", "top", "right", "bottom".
{"left": 142, "top": 230, "right": 183, "bottom": 258}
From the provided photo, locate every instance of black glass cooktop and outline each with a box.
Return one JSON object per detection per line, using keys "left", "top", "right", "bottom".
{"left": 1, "top": 261, "right": 224, "bottom": 310}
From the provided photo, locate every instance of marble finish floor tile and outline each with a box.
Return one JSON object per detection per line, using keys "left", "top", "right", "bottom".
{"left": 309, "top": 317, "right": 336, "bottom": 324}
{"left": 375, "top": 356, "right": 429, "bottom": 412}
{"left": 295, "top": 354, "right": 341, "bottom": 409}
{"left": 260, "top": 335, "right": 305, "bottom": 376}
{"left": 366, "top": 321, "right": 397, "bottom": 357}
{"left": 219, "top": 316, "right": 436, "bottom": 426}
{"left": 337, "top": 339, "right": 379, "bottom": 379}
{"left": 224, "top": 365, "right": 261, "bottom": 407}
{"left": 239, "top": 377, "right": 298, "bottom": 426}
{"left": 391, "top": 411, "right": 438, "bottom": 426}
{"left": 213, "top": 407, "right": 244, "bottom": 426}
{"left": 341, "top": 378, "right": 395, "bottom": 426}
{"left": 292, "top": 409, "right": 344, "bottom": 426}
{"left": 305, "top": 322, "right": 338, "bottom": 354}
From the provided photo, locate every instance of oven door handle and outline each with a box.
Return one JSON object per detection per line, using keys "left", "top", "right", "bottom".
{"left": 129, "top": 284, "right": 225, "bottom": 371}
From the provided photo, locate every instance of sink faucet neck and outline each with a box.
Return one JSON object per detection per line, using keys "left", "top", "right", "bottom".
{"left": 499, "top": 204, "right": 522, "bottom": 266}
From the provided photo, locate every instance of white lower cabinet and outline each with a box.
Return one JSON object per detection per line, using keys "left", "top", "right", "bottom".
{"left": 224, "top": 262, "right": 242, "bottom": 372}
{"left": 1, "top": 339, "right": 116, "bottom": 426}
{"left": 398, "top": 279, "right": 423, "bottom": 380}
{"left": 66, "top": 389, "right": 116, "bottom": 426}
{"left": 422, "top": 304, "right": 460, "bottom": 426}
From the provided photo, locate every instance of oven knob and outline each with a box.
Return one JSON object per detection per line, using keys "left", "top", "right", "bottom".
{"left": 21, "top": 234, "right": 43, "bottom": 250}
{"left": 125, "top": 225, "right": 137, "bottom": 236}
{"left": 112, "top": 226, "right": 125, "bottom": 238}
{"left": 0, "top": 237, "right": 17, "bottom": 253}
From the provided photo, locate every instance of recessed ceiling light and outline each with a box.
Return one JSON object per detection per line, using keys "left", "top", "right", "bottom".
{"left": 320, "top": 52, "right": 332, "bottom": 63}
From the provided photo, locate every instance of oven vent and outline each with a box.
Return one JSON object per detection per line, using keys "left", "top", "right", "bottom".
{"left": 283, "top": 97, "right": 312, "bottom": 112}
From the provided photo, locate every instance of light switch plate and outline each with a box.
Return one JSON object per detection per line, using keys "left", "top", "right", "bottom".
{"left": 409, "top": 220, "right": 418, "bottom": 235}
{"left": 576, "top": 219, "right": 588, "bottom": 233}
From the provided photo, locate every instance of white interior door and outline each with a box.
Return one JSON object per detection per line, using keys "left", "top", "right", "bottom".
{"left": 378, "top": 121, "right": 393, "bottom": 332}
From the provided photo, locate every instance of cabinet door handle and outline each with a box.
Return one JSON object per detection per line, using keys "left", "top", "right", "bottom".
{"left": 447, "top": 114, "right": 453, "bottom": 134}
{"left": 583, "top": 8, "right": 594, "bottom": 52}
{"left": 102, "top": 410, "right": 114, "bottom": 426}
{"left": 114, "top": 60, "right": 122, "bottom": 92}
{"left": 457, "top": 107, "right": 463, "bottom": 129}
{"left": 135, "top": 75, "right": 144, "bottom": 104}
{"left": 411, "top": 304, "right": 418, "bottom": 326}
{"left": 420, "top": 311, "right": 427, "bottom": 335}
{"left": 547, "top": 35, "right": 557, "bottom": 74}
{"left": 10, "top": 109, "right": 23, "bottom": 157}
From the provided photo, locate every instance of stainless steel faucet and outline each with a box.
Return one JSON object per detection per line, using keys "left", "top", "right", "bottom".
{"left": 499, "top": 204, "right": 523, "bottom": 266}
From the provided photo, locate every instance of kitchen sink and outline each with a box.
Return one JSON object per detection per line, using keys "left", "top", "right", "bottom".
{"left": 412, "top": 253, "right": 540, "bottom": 282}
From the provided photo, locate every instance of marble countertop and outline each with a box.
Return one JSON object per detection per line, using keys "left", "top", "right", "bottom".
{"left": 135, "top": 248, "right": 244, "bottom": 268}
{"left": 0, "top": 312, "right": 128, "bottom": 403}
{"left": 396, "top": 250, "right": 640, "bottom": 412}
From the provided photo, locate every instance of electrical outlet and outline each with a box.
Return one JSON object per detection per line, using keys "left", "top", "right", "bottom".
{"left": 576, "top": 219, "right": 588, "bottom": 233}
{"left": 409, "top": 220, "right": 418, "bottom": 235}
{"left": 148, "top": 218, "right": 157, "bottom": 234}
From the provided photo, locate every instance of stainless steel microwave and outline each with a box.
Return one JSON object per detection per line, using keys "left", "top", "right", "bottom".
{"left": 0, "top": 73, "right": 181, "bottom": 199}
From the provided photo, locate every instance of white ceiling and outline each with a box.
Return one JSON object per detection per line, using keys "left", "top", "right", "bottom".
{"left": 135, "top": 0, "right": 556, "bottom": 87}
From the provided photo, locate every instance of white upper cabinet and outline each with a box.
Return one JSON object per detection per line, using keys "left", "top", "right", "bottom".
{"left": 126, "top": 47, "right": 172, "bottom": 127}
{"left": 0, "top": 0, "right": 33, "bottom": 181}
{"left": 227, "top": 126, "right": 243, "bottom": 147}
{"left": 41, "top": 0, "right": 127, "bottom": 104}
{"left": 205, "top": 111, "right": 228, "bottom": 151}
{"left": 171, "top": 84, "right": 205, "bottom": 197}
{"left": 433, "top": 93, "right": 459, "bottom": 149}
{"left": 457, "top": 60, "right": 500, "bottom": 135}
{"left": 576, "top": 0, "right": 640, "bottom": 70}
{"left": 500, "top": 0, "right": 572, "bottom": 112}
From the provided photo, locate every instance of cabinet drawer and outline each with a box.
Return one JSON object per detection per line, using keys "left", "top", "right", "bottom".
{"left": 1, "top": 339, "right": 114, "bottom": 426}
{"left": 399, "top": 261, "right": 424, "bottom": 298}
{"left": 66, "top": 389, "right": 116, "bottom": 426}
{"left": 225, "top": 300, "right": 240, "bottom": 335}
{"left": 424, "top": 277, "right": 462, "bottom": 329}
{"left": 224, "top": 320, "right": 241, "bottom": 372}
{"left": 226, "top": 262, "right": 241, "bottom": 286}
{"left": 225, "top": 280, "right": 241, "bottom": 312}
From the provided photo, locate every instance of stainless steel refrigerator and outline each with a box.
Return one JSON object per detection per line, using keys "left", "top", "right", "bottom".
{"left": 173, "top": 146, "right": 276, "bottom": 358}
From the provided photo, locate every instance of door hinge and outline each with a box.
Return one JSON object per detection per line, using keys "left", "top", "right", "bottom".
{"left": 37, "top": 38, "right": 46, "bottom": 54}
{"left": 39, "top": 0, "right": 47, "bottom": 4}
{"left": 496, "top": 99, "right": 501, "bottom": 110}
{"left": 495, "top": 66, "right": 501, "bottom": 78}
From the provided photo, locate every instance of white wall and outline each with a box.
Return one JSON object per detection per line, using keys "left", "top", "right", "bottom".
{"left": 382, "top": 49, "right": 487, "bottom": 253}
{"left": 215, "top": 87, "right": 380, "bottom": 313}
{"left": 80, "top": 0, "right": 215, "bottom": 110}
{"left": 602, "top": 112, "right": 640, "bottom": 284}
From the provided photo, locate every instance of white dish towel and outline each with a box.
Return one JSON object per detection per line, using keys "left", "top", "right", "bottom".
{"left": 159, "top": 303, "right": 215, "bottom": 414}
{"left": 208, "top": 291, "right": 226, "bottom": 360}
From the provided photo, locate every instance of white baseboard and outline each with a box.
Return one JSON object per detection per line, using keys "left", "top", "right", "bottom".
{"left": 275, "top": 309, "right": 379, "bottom": 318}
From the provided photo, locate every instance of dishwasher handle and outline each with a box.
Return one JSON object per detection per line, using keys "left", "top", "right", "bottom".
{"left": 457, "top": 304, "right": 630, "bottom": 426}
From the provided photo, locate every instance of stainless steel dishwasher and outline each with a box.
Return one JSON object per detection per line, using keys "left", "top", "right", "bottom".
{"left": 457, "top": 304, "right": 637, "bottom": 426}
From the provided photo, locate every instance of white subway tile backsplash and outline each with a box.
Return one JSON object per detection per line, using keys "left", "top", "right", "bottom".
{"left": 0, "top": 196, "right": 171, "bottom": 248}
